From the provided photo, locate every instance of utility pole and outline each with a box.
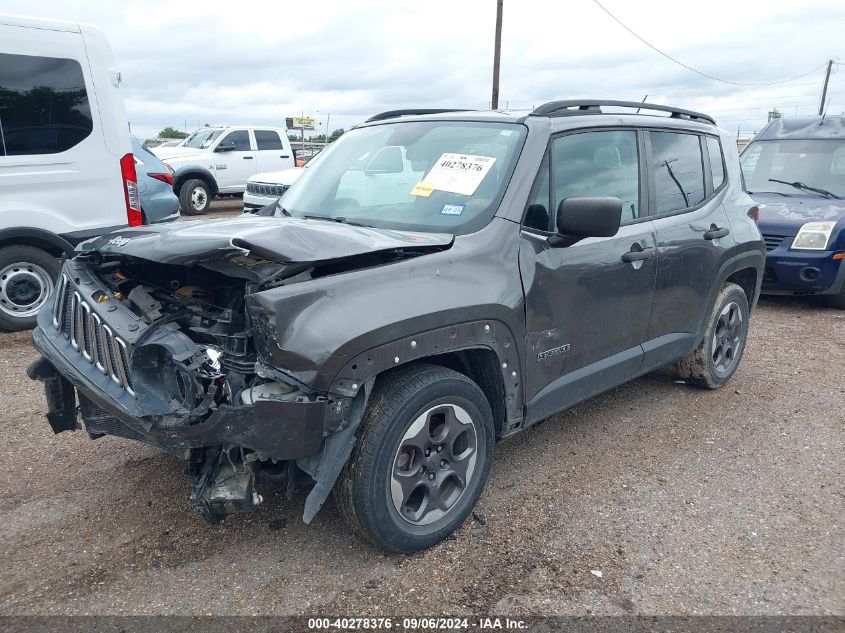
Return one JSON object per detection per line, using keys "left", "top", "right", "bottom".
{"left": 491, "top": 0, "right": 503, "bottom": 110}
{"left": 818, "top": 59, "right": 833, "bottom": 116}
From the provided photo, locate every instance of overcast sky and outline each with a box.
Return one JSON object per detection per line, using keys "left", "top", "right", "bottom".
{"left": 4, "top": 0, "right": 844, "bottom": 139}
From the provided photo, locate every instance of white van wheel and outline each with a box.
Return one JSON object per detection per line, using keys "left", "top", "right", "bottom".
{"left": 0, "top": 245, "right": 60, "bottom": 332}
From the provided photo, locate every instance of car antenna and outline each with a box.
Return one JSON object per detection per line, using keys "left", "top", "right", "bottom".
{"left": 636, "top": 94, "right": 648, "bottom": 114}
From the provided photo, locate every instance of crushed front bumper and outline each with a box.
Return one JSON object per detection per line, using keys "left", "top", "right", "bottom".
{"left": 29, "top": 324, "right": 339, "bottom": 462}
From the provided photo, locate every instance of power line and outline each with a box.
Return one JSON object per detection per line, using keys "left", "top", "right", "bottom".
{"left": 590, "top": 0, "right": 829, "bottom": 86}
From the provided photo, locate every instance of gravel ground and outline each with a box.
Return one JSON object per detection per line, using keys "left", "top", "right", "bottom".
{"left": 0, "top": 205, "right": 842, "bottom": 615}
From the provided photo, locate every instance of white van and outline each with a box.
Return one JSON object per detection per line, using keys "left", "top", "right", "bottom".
{"left": 0, "top": 14, "right": 138, "bottom": 331}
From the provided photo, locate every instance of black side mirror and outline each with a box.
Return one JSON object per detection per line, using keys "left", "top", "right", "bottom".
{"left": 215, "top": 142, "right": 236, "bottom": 153}
{"left": 549, "top": 197, "right": 622, "bottom": 247}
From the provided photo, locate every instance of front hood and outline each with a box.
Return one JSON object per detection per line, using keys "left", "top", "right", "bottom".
{"left": 249, "top": 168, "right": 304, "bottom": 186}
{"left": 752, "top": 193, "right": 845, "bottom": 235}
{"left": 152, "top": 146, "right": 203, "bottom": 161}
{"left": 78, "top": 216, "right": 454, "bottom": 282}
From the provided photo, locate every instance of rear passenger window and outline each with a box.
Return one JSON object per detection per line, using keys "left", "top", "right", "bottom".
{"left": 651, "top": 132, "right": 705, "bottom": 213}
{"left": 706, "top": 136, "right": 725, "bottom": 189}
{"left": 551, "top": 130, "right": 640, "bottom": 223}
{"left": 255, "top": 130, "right": 283, "bottom": 150}
{"left": 0, "top": 52, "right": 93, "bottom": 156}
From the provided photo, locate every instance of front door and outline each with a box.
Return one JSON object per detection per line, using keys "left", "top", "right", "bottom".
{"left": 213, "top": 129, "right": 255, "bottom": 191}
{"left": 520, "top": 129, "right": 658, "bottom": 422}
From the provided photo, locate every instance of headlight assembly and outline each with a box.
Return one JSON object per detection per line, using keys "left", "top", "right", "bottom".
{"left": 791, "top": 221, "right": 836, "bottom": 250}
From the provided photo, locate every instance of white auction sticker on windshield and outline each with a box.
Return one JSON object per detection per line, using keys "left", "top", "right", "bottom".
{"left": 422, "top": 153, "right": 497, "bottom": 196}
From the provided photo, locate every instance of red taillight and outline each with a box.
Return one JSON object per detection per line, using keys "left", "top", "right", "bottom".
{"left": 120, "top": 152, "right": 143, "bottom": 226}
{"left": 149, "top": 172, "right": 174, "bottom": 186}
{"left": 748, "top": 205, "right": 760, "bottom": 223}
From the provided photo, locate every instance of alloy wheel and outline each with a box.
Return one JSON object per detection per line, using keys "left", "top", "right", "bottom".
{"left": 390, "top": 404, "right": 478, "bottom": 526}
{"left": 711, "top": 301, "right": 743, "bottom": 375}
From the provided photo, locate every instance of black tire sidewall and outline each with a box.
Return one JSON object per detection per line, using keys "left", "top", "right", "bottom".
{"left": 179, "top": 179, "right": 211, "bottom": 215}
{"left": 0, "top": 245, "right": 60, "bottom": 331}
{"left": 704, "top": 285, "right": 750, "bottom": 386}
{"left": 358, "top": 375, "right": 494, "bottom": 552}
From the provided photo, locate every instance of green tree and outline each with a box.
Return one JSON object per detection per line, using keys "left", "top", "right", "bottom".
{"left": 329, "top": 128, "right": 345, "bottom": 142}
{"left": 158, "top": 126, "right": 188, "bottom": 139}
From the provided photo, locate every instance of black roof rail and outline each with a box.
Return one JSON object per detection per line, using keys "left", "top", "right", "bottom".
{"left": 530, "top": 100, "right": 715, "bottom": 125}
{"left": 365, "top": 108, "right": 474, "bottom": 123}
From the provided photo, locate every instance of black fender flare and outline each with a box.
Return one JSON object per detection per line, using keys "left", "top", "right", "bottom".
{"left": 296, "top": 320, "right": 524, "bottom": 524}
{"left": 0, "top": 227, "right": 74, "bottom": 255}
{"left": 172, "top": 165, "right": 219, "bottom": 196}
{"left": 328, "top": 319, "right": 524, "bottom": 432}
{"left": 698, "top": 247, "right": 765, "bottom": 336}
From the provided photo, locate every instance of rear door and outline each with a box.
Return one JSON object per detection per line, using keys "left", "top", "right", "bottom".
{"left": 254, "top": 129, "right": 292, "bottom": 173}
{"left": 641, "top": 129, "right": 736, "bottom": 370}
{"left": 212, "top": 129, "right": 255, "bottom": 190}
{"left": 520, "top": 128, "right": 658, "bottom": 420}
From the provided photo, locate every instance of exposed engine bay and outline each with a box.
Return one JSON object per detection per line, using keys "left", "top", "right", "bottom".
{"left": 93, "top": 254, "right": 280, "bottom": 425}
{"left": 27, "top": 216, "right": 454, "bottom": 525}
{"left": 65, "top": 252, "right": 325, "bottom": 522}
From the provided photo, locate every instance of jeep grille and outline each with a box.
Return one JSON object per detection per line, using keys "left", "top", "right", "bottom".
{"left": 246, "top": 181, "right": 290, "bottom": 197}
{"left": 51, "top": 274, "right": 134, "bottom": 395}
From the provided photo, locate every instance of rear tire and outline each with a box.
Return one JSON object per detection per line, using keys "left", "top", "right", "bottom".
{"left": 334, "top": 364, "right": 495, "bottom": 553}
{"left": 0, "top": 245, "right": 60, "bottom": 332}
{"left": 179, "top": 178, "right": 212, "bottom": 215}
{"left": 676, "top": 282, "right": 749, "bottom": 389}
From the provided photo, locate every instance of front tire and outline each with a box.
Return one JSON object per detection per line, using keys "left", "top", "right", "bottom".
{"left": 179, "top": 178, "right": 212, "bottom": 215}
{"left": 676, "top": 282, "right": 750, "bottom": 389}
{"left": 334, "top": 364, "right": 495, "bottom": 553}
{"left": 0, "top": 245, "right": 60, "bottom": 332}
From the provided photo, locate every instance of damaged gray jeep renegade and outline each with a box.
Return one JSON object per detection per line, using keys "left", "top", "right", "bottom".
{"left": 29, "top": 101, "right": 765, "bottom": 553}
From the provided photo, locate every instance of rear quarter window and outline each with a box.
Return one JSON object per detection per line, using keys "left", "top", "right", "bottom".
{"left": 706, "top": 136, "right": 725, "bottom": 189}
{"left": 0, "top": 52, "right": 94, "bottom": 156}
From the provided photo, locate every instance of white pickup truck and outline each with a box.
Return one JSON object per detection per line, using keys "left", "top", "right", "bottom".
{"left": 153, "top": 126, "right": 293, "bottom": 214}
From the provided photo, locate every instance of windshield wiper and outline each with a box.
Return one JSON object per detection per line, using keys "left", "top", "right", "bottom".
{"left": 747, "top": 190, "right": 791, "bottom": 197}
{"left": 303, "top": 214, "right": 374, "bottom": 228}
{"left": 767, "top": 178, "right": 841, "bottom": 200}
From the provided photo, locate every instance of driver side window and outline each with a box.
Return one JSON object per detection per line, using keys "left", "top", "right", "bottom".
{"left": 220, "top": 130, "right": 251, "bottom": 151}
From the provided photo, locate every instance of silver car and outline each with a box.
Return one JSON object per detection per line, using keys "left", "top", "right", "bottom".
{"left": 132, "top": 137, "right": 180, "bottom": 223}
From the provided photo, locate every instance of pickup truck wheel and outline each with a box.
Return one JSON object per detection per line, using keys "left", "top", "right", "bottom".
{"left": 0, "top": 245, "right": 60, "bottom": 332}
{"left": 676, "top": 282, "right": 749, "bottom": 389}
{"left": 334, "top": 364, "right": 494, "bottom": 553}
{"left": 179, "top": 178, "right": 212, "bottom": 215}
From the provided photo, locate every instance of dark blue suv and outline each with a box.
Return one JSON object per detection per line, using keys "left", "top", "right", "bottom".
{"left": 741, "top": 116, "right": 845, "bottom": 308}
